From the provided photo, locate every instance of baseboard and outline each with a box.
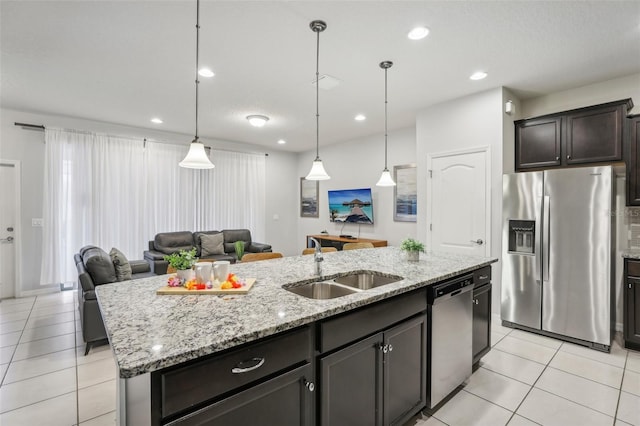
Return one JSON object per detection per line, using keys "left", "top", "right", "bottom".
{"left": 18, "top": 287, "right": 60, "bottom": 298}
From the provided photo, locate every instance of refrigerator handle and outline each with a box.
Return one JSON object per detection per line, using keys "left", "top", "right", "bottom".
{"left": 543, "top": 195, "right": 550, "bottom": 282}
{"left": 535, "top": 196, "right": 542, "bottom": 283}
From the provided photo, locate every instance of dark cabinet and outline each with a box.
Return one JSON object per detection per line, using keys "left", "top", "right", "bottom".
{"left": 627, "top": 115, "right": 640, "bottom": 205}
{"left": 320, "top": 315, "right": 427, "bottom": 426}
{"left": 472, "top": 282, "right": 492, "bottom": 365}
{"left": 624, "top": 259, "right": 640, "bottom": 350}
{"left": 152, "top": 327, "right": 314, "bottom": 425}
{"left": 565, "top": 104, "right": 624, "bottom": 164}
{"left": 515, "top": 117, "right": 562, "bottom": 169}
{"left": 169, "top": 364, "right": 314, "bottom": 425}
{"left": 515, "top": 99, "right": 632, "bottom": 171}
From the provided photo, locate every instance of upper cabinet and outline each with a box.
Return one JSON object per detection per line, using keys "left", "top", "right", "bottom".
{"left": 515, "top": 99, "right": 632, "bottom": 172}
{"left": 515, "top": 117, "right": 562, "bottom": 169}
{"left": 626, "top": 115, "right": 640, "bottom": 205}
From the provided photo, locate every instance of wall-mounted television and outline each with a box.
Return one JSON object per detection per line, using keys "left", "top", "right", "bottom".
{"left": 328, "top": 188, "right": 374, "bottom": 224}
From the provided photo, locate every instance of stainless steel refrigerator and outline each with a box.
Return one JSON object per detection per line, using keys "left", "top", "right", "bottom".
{"left": 501, "top": 165, "right": 614, "bottom": 351}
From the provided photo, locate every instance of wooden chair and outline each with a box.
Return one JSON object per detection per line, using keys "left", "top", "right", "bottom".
{"left": 302, "top": 247, "right": 338, "bottom": 255}
{"left": 241, "top": 252, "right": 284, "bottom": 262}
{"left": 342, "top": 242, "right": 375, "bottom": 250}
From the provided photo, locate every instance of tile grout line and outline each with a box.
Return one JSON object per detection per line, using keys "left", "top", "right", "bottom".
{"left": 503, "top": 339, "right": 562, "bottom": 426}
{"left": 612, "top": 350, "right": 629, "bottom": 425}
{"left": 0, "top": 298, "right": 35, "bottom": 386}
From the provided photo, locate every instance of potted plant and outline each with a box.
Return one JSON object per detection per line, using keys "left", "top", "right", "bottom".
{"left": 234, "top": 241, "right": 245, "bottom": 262}
{"left": 164, "top": 248, "right": 198, "bottom": 281}
{"left": 400, "top": 238, "right": 425, "bottom": 262}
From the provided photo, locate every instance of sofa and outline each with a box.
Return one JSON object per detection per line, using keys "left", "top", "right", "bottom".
{"left": 75, "top": 245, "right": 154, "bottom": 355}
{"left": 143, "top": 229, "right": 272, "bottom": 275}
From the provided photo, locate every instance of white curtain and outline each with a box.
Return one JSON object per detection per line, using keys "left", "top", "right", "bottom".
{"left": 202, "top": 150, "right": 266, "bottom": 242}
{"left": 41, "top": 128, "right": 266, "bottom": 285}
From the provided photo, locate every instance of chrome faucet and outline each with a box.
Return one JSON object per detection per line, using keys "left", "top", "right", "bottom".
{"left": 309, "top": 237, "right": 323, "bottom": 277}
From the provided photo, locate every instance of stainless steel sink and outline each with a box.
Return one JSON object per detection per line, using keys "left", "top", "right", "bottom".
{"left": 284, "top": 282, "right": 358, "bottom": 299}
{"left": 283, "top": 272, "right": 404, "bottom": 299}
{"left": 333, "top": 272, "right": 403, "bottom": 290}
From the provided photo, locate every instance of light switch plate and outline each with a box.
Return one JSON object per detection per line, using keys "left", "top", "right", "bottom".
{"left": 32, "top": 218, "right": 44, "bottom": 227}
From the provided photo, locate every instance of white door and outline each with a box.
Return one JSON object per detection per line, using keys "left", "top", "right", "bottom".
{"left": 428, "top": 148, "right": 490, "bottom": 256}
{"left": 0, "top": 161, "right": 20, "bottom": 299}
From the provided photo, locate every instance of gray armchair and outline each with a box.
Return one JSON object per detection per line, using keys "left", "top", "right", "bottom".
{"left": 75, "top": 245, "right": 153, "bottom": 355}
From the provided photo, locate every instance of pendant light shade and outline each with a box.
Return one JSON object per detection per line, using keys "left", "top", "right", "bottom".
{"left": 179, "top": 138, "right": 213, "bottom": 169}
{"left": 376, "top": 60, "right": 395, "bottom": 187}
{"left": 307, "top": 159, "right": 331, "bottom": 180}
{"left": 376, "top": 168, "right": 395, "bottom": 186}
{"left": 305, "top": 20, "right": 330, "bottom": 181}
{"left": 180, "top": 0, "right": 214, "bottom": 169}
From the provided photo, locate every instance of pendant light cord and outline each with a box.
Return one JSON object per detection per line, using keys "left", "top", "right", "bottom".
{"left": 194, "top": 0, "right": 200, "bottom": 142}
{"left": 315, "top": 27, "right": 320, "bottom": 160}
{"left": 384, "top": 66, "right": 388, "bottom": 169}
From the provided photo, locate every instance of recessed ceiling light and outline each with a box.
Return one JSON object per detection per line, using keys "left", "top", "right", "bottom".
{"left": 277, "top": 139, "right": 286, "bottom": 145}
{"left": 470, "top": 71, "right": 488, "bottom": 81}
{"left": 408, "top": 26, "right": 430, "bottom": 40}
{"left": 151, "top": 118, "right": 163, "bottom": 124}
{"left": 198, "top": 68, "right": 214, "bottom": 78}
{"left": 354, "top": 114, "right": 366, "bottom": 121}
{"left": 247, "top": 115, "right": 269, "bottom": 127}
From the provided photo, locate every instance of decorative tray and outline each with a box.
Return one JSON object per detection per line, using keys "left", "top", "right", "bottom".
{"left": 156, "top": 278, "right": 256, "bottom": 295}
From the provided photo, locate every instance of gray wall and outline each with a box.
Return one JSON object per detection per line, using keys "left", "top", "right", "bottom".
{"left": 0, "top": 108, "right": 299, "bottom": 294}
{"left": 415, "top": 87, "right": 511, "bottom": 314}
{"left": 296, "top": 127, "right": 418, "bottom": 250}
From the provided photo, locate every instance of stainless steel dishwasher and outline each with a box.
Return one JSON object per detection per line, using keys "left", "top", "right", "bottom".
{"left": 427, "top": 273, "right": 474, "bottom": 408}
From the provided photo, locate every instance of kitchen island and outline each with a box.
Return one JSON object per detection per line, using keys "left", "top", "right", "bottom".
{"left": 96, "top": 247, "right": 497, "bottom": 425}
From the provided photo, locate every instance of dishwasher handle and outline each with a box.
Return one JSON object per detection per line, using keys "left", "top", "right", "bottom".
{"left": 431, "top": 284, "right": 473, "bottom": 305}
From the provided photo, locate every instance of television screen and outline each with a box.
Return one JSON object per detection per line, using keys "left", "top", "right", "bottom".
{"left": 328, "top": 188, "right": 374, "bottom": 224}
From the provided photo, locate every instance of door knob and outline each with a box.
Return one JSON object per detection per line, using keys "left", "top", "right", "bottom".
{"left": 470, "top": 239, "right": 483, "bottom": 245}
{"left": 0, "top": 236, "right": 14, "bottom": 243}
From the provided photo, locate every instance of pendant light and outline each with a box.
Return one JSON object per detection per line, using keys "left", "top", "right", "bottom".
{"left": 376, "top": 61, "right": 396, "bottom": 187}
{"left": 179, "top": 0, "right": 215, "bottom": 169}
{"left": 305, "top": 20, "right": 330, "bottom": 181}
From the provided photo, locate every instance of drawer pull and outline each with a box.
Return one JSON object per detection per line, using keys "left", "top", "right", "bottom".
{"left": 478, "top": 275, "right": 489, "bottom": 280}
{"left": 231, "top": 357, "right": 265, "bottom": 374}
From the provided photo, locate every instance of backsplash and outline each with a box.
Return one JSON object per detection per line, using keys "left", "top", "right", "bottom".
{"left": 626, "top": 207, "right": 640, "bottom": 248}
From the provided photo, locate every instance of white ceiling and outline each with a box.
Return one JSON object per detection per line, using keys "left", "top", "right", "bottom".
{"left": 2, "top": 1, "right": 639, "bottom": 152}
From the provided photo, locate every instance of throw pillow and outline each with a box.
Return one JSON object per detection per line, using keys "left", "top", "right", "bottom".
{"left": 83, "top": 247, "right": 117, "bottom": 285}
{"left": 201, "top": 233, "right": 225, "bottom": 257}
{"left": 110, "top": 247, "right": 132, "bottom": 281}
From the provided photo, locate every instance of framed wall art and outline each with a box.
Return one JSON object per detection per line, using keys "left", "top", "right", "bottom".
{"left": 394, "top": 164, "right": 417, "bottom": 222}
{"left": 300, "top": 177, "right": 319, "bottom": 218}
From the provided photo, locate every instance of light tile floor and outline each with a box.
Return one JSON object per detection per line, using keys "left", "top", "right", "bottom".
{"left": 0, "top": 291, "right": 116, "bottom": 426}
{"left": 410, "top": 314, "right": 640, "bottom": 426}
{"left": 1, "top": 292, "right": 639, "bottom": 426}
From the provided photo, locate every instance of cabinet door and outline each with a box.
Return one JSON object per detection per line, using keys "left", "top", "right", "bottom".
{"left": 625, "top": 277, "right": 640, "bottom": 349}
{"left": 565, "top": 105, "right": 623, "bottom": 164}
{"left": 472, "top": 283, "right": 492, "bottom": 364}
{"left": 515, "top": 117, "right": 562, "bottom": 170}
{"left": 383, "top": 315, "right": 427, "bottom": 426}
{"left": 168, "top": 364, "right": 314, "bottom": 426}
{"left": 627, "top": 116, "right": 640, "bottom": 205}
{"left": 320, "top": 334, "right": 383, "bottom": 426}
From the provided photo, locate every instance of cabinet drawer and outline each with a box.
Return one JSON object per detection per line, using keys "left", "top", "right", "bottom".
{"left": 473, "top": 266, "right": 491, "bottom": 287}
{"left": 628, "top": 260, "right": 640, "bottom": 277}
{"left": 320, "top": 289, "right": 427, "bottom": 353}
{"left": 168, "top": 363, "right": 313, "bottom": 426}
{"left": 157, "top": 326, "right": 312, "bottom": 419}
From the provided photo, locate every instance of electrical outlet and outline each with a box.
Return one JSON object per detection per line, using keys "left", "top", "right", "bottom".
{"left": 32, "top": 218, "right": 44, "bottom": 227}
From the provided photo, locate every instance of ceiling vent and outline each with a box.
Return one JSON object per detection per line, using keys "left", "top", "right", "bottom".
{"left": 313, "top": 74, "right": 341, "bottom": 90}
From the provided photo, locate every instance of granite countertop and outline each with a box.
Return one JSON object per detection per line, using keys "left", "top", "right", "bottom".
{"left": 621, "top": 249, "right": 640, "bottom": 259}
{"left": 96, "top": 247, "right": 497, "bottom": 379}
